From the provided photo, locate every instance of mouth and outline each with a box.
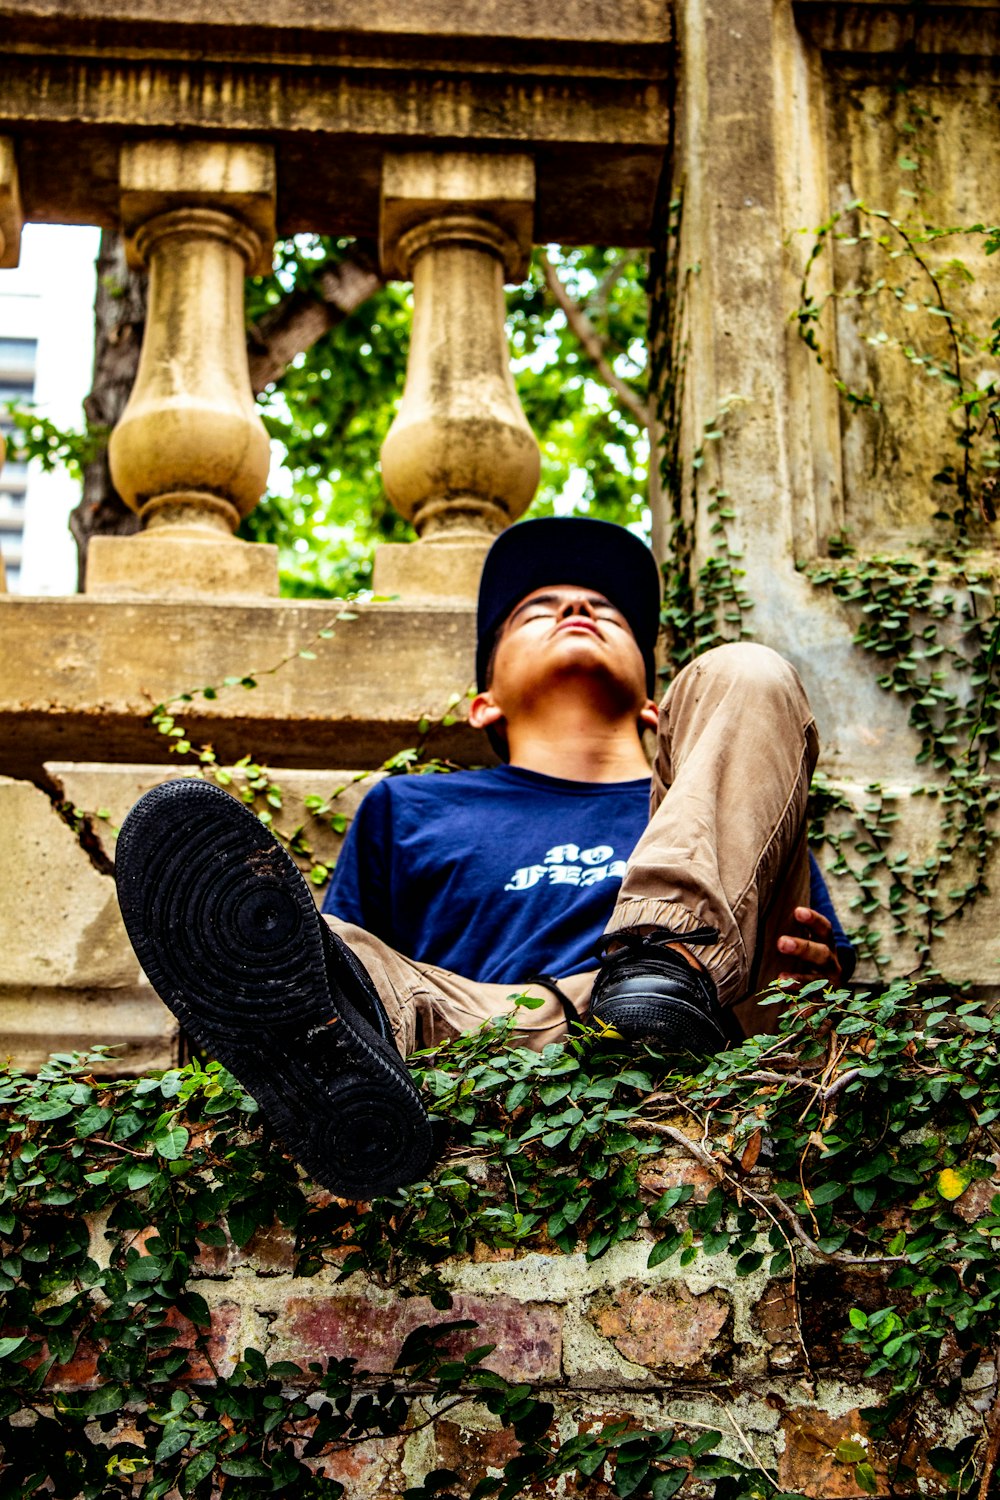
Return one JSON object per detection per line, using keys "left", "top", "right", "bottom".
{"left": 553, "top": 619, "right": 603, "bottom": 641}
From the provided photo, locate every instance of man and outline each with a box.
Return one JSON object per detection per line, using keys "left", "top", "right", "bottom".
{"left": 116, "top": 518, "right": 851, "bottom": 1203}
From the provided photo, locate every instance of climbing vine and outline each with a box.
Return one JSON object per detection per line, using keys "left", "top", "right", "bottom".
{"left": 5, "top": 984, "right": 1000, "bottom": 1495}
{"left": 650, "top": 100, "right": 999, "bottom": 981}
{"left": 791, "top": 186, "right": 999, "bottom": 978}
{"left": 649, "top": 185, "right": 755, "bottom": 671}
{"left": 805, "top": 546, "right": 999, "bottom": 974}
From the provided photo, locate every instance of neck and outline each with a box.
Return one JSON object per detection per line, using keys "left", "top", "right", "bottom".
{"left": 505, "top": 707, "right": 651, "bottom": 783}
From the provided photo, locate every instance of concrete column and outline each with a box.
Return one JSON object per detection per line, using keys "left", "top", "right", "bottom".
{"left": 375, "top": 152, "right": 540, "bottom": 603}
{"left": 88, "top": 141, "right": 279, "bottom": 601}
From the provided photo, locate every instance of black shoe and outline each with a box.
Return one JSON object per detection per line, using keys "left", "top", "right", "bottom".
{"left": 588, "top": 933, "right": 743, "bottom": 1054}
{"left": 114, "top": 778, "right": 436, "bottom": 1200}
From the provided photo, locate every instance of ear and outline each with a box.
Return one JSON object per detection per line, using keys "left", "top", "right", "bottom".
{"left": 638, "top": 698, "right": 659, "bottom": 734}
{"left": 469, "top": 690, "right": 505, "bottom": 731}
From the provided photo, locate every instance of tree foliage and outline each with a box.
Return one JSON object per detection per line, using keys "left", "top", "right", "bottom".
{"left": 241, "top": 239, "right": 652, "bottom": 596}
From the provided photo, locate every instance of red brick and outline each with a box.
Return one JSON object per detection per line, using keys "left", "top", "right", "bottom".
{"left": 268, "top": 1293, "right": 562, "bottom": 1382}
{"left": 305, "top": 1433, "right": 406, "bottom": 1498}
{"left": 194, "top": 1221, "right": 296, "bottom": 1276}
{"left": 587, "top": 1281, "right": 729, "bottom": 1374}
{"left": 41, "top": 1334, "right": 101, "bottom": 1391}
{"left": 752, "top": 1281, "right": 807, "bottom": 1373}
{"left": 163, "top": 1300, "right": 241, "bottom": 1381}
{"left": 779, "top": 1408, "right": 876, "bottom": 1498}
{"left": 776, "top": 1407, "right": 948, "bottom": 1498}
{"left": 639, "top": 1153, "right": 717, "bottom": 1205}
{"left": 432, "top": 1417, "right": 521, "bottom": 1480}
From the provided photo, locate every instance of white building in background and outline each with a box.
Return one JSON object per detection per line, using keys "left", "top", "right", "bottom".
{"left": 0, "top": 224, "right": 100, "bottom": 595}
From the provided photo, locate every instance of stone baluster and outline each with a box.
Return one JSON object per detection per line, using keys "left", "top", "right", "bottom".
{"left": 375, "top": 152, "right": 540, "bottom": 602}
{"left": 87, "top": 141, "right": 279, "bottom": 600}
{"left": 0, "top": 136, "right": 23, "bottom": 594}
{"left": 0, "top": 137, "right": 22, "bottom": 272}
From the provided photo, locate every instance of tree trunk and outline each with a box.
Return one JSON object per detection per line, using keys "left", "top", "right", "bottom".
{"left": 70, "top": 230, "right": 147, "bottom": 590}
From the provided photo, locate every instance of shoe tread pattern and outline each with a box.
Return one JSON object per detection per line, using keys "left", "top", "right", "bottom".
{"left": 115, "top": 778, "right": 433, "bottom": 1199}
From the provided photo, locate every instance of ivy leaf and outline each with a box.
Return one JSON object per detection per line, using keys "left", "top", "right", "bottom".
{"left": 152, "top": 1122, "right": 190, "bottom": 1161}
{"left": 54, "top": 1384, "right": 125, "bottom": 1419}
{"left": 809, "top": 1180, "right": 846, "bottom": 1206}
{"left": 127, "top": 1163, "right": 159, "bottom": 1191}
{"left": 155, "top": 1424, "right": 194, "bottom": 1463}
{"left": 181, "top": 1450, "right": 217, "bottom": 1497}
{"left": 74, "top": 1104, "right": 113, "bottom": 1138}
{"left": 613, "top": 1457, "right": 650, "bottom": 1498}
{"left": 855, "top": 1462, "right": 879, "bottom": 1494}
{"left": 220, "top": 1456, "right": 271, "bottom": 1478}
{"left": 23, "top": 1097, "right": 73, "bottom": 1122}
{"left": 650, "top": 1471, "right": 687, "bottom": 1500}
{"left": 853, "top": 1184, "right": 877, "bottom": 1213}
{"left": 648, "top": 1233, "right": 682, "bottom": 1270}
{"left": 936, "top": 1166, "right": 972, "bottom": 1201}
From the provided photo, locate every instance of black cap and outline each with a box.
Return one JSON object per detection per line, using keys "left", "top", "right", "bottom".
{"left": 476, "top": 516, "right": 662, "bottom": 698}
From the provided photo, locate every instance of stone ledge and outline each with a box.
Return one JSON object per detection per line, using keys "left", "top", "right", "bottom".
{"left": 1, "top": 0, "right": 671, "bottom": 245}
{"left": 0, "top": 597, "right": 485, "bottom": 781}
{"left": 3, "top": 759, "right": 999, "bottom": 1071}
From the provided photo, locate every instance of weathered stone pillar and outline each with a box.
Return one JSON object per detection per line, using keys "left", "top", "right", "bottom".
{"left": 87, "top": 141, "right": 278, "bottom": 600}
{"left": 667, "top": 0, "right": 900, "bottom": 770}
{"left": 375, "top": 153, "right": 540, "bottom": 602}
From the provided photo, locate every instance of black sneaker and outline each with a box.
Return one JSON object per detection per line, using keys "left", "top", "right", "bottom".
{"left": 588, "top": 933, "right": 743, "bottom": 1053}
{"left": 114, "top": 778, "right": 436, "bottom": 1199}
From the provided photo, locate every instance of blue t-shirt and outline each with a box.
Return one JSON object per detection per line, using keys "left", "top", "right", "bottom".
{"left": 324, "top": 767, "right": 854, "bottom": 985}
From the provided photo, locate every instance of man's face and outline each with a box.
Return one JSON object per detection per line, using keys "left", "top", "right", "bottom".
{"left": 484, "top": 584, "right": 651, "bottom": 723}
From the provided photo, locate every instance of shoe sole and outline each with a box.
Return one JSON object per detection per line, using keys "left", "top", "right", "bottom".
{"left": 115, "top": 777, "right": 435, "bottom": 1200}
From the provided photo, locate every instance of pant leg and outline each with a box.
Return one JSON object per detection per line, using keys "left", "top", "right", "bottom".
{"left": 606, "top": 642, "right": 818, "bottom": 1013}
{"left": 324, "top": 917, "right": 593, "bottom": 1058}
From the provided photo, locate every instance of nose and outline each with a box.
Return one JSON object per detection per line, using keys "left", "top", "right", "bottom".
{"left": 558, "top": 594, "right": 597, "bottom": 620}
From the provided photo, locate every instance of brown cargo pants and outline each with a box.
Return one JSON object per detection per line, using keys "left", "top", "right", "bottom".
{"left": 323, "top": 643, "right": 819, "bottom": 1056}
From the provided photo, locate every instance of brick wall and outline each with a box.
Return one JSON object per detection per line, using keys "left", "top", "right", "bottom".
{"left": 26, "top": 1149, "right": 984, "bottom": 1499}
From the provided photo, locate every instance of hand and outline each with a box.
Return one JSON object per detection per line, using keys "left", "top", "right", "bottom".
{"left": 776, "top": 906, "right": 842, "bottom": 987}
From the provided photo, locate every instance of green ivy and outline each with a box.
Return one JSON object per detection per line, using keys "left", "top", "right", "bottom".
{"left": 790, "top": 185, "right": 999, "bottom": 978}
{"left": 806, "top": 546, "right": 999, "bottom": 975}
{"left": 5, "top": 983, "right": 1000, "bottom": 1495}
{"left": 793, "top": 201, "right": 998, "bottom": 530}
